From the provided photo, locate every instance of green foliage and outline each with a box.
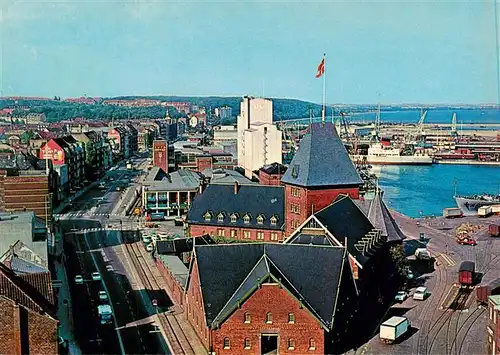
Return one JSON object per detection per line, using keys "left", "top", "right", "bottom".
{"left": 20, "top": 130, "right": 35, "bottom": 144}
{"left": 389, "top": 244, "right": 408, "bottom": 277}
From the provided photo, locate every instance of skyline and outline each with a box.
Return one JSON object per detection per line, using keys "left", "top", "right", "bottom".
{"left": 1, "top": 0, "right": 500, "bottom": 105}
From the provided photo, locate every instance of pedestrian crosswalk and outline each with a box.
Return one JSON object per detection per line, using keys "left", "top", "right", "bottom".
{"left": 55, "top": 212, "right": 138, "bottom": 219}
{"left": 66, "top": 226, "right": 136, "bottom": 234}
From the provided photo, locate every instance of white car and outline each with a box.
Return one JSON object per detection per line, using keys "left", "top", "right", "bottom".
{"left": 74, "top": 275, "right": 84, "bottom": 284}
{"left": 91, "top": 272, "right": 101, "bottom": 281}
{"left": 99, "top": 291, "right": 108, "bottom": 301}
{"left": 146, "top": 243, "right": 155, "bottom": 252}
{"left": 413, "top": 287, "right": 428, "bottom": 300}
{"left": 395, "top": 291, "right": 409, "bottom": 302}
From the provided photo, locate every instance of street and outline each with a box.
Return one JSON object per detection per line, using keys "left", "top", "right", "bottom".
{"left": 57, "top": 155, "right": 171, "bottom": 354}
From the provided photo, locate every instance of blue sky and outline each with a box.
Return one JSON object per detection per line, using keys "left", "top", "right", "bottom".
{"left": 1, "top": 0, "right": 499, "bottom": 104}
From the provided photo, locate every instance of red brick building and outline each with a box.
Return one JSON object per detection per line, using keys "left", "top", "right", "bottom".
{"left": 281, "top": 123, "right": 363, "bottom": 236}
{"left": 0, "top": 262, "right": 57, "bottom": 355}
{"left": 187, "top": 183, "right": 286, "bottom": 242}
{"left": 258, "top": 163, "right": 287, "bottom": 186}
{"left": 153, "top": 140, "right": 169, "bottom": 173}
{"left": 184, "top": 243, "right": 357, "bottom": 354}
{"left": 488, "top": 295, "right": 500, "bottom": 355}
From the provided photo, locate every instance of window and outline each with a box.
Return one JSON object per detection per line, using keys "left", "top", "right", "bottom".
{"left": 230, "top": 213, "right": 238, "bottom": 223}
{"left": 223, "top": 337, "right": 230, "bottom": 349}
{"left": 309, "top": 338, "right": 316, "bottom": 351}
{"left": 243, "top": 231, "right": 251, "bottom": 239}
{"left": 217, "top": 229, "right": 225, "bottom": 237}
{"left": 244, "top": 338, "right": 251, "bottom": 349}
{"left": 203, "top": 212, "right": 212, "bottom": 221}
{"left": 288, "top": 338, "right": 295, "bottom": 350}
{"left": 217, "top": 212, "right": 225, "bottom": 222}
{"left": 288, "top": 312, "right": 295, "bottom": 324}
{"left": 271, "top": 232, "right": 278, "bottom": 241}
{"left": 265, "top": 312, "right": 272, "bottom": 324}
{"left": 257, "top": 231, "right": 264, "bottom": 240}
{"left": 291, "top": 204, "right": 300, "bottom": 214}
{"left": 270, "top": 215, "right": 278, "bottom": 226}
{"left": 291, "top": 187, "right": 301, "bottom": 197}
{"left": 244, "top": 312, "right": 251, "bottom": 323}
{"left": 230, "top": 229, "right": 238, "bottom": 238}
{"left": 243, "top": 214, "right": 251, "bottom": 224}
{"left": 256, "top": 215, "right": 264, "bottom": 225}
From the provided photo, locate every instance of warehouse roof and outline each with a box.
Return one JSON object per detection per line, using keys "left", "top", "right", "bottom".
{"left": 192, "top": 243, "right": 353, "bottom": 330}
{"left": 281, "top": 123, "right": 363, "bottom": 188}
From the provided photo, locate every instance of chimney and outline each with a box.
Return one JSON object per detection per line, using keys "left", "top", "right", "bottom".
{"left": 234, "top": 181, "right": 239, "bottom": 195}
{"left": 199, "top": 183, "right": 204, "bottom": 194}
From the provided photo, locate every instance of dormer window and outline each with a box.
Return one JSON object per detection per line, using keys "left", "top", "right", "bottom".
{"left": 243, "top": 214, "right": 251, "bottom": 224}
{"left": 270, "top": 215, "right": 278, "bottom": 226}
{"left": 256, "top": 214, "right": 264, "bottom": 225}
{"left": 230, "top": 213, "right": 238, "bottom": 223}
{"left": 217, "top": 212, "right": 225, "bottom": 223}
{"left": 203, "top": 212, "right": 212, "bottom": 221}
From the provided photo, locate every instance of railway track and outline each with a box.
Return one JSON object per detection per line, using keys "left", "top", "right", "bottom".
{"left": 414, "top": 261, "right": 450, "bottom": 355}
{"left": 125, "top": 241, "right": 195, "bottom": 355}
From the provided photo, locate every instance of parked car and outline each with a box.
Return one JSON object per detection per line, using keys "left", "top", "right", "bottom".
{"left": 457, "top": 237, "right": 477, "bottom": 246}
{"left": 395, "top": 291, "right": 409, "bottom": 302}
{"left": 146, "top": 243, "right": 155, "bottom": 252}
{"left": 74, "top": 275, "right": 84, "bottom": 284}
{"left": 91, "top": 272, "right": 101, "bottom": 281}
{"left": 99, "top": 291, "right": 108, "bottom": 301}
{"left": 413, "top": 287, "right": 428, "bottom": 300}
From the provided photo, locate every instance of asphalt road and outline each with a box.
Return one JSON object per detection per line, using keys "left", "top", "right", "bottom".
{"left": 59, "top": 156, "right": 170, "bottom": 354}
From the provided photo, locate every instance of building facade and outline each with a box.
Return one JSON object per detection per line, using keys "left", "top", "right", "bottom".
{"left": 153, "top": 140, "right": 169, "bottom": 173}
{"left": 237, "top": 97, "right": 282, "bottom": 178}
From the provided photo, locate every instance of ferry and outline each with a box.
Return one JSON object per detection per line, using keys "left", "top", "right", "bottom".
{"left": 351, "top": 143, "right": 433, "bottom": 165}
{"left": 455, "top": 194, "right": 500, "bottom": 215}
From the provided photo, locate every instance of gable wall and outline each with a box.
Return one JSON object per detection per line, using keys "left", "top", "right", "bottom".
{"left": 185, "top": 258, "right": 211, "bottom": 349}
{"left": 213, "top": 284, "right": 325, "bottom": 354}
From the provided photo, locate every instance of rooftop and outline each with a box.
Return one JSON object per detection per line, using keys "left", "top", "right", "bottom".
{"left": 281, "top": 122, "right": 363, "bottom": 188}
{"left": 144, "top": 167, "right": 201, "bottom": 191}
{"left": 157, "top": 254, "right": 189, "bottom": 287}
{"left": 202, "top": 168, "right": 256, "bottom": 186}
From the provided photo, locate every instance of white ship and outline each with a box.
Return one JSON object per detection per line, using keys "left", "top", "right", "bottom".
{"left": 351, "top": 143, "right": 433, "bottom": 165}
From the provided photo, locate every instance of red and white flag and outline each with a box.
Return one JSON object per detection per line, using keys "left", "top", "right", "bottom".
{"left": 315, "top": 57, "right": 325, "bottom": 78}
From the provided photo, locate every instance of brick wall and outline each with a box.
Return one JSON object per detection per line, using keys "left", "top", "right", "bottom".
{"left": 0, "top": 297, "right": 58, "bottom": 355}
{"left": 185, "top": 259, "right": 211, "bottom": 349}
{"left": 188, "top": 224, "right": 285, "bottom": 243}
{"left": 196, "top": 157, "right": 212, "bottom": 172}
{"left": 212, "top": 284, "right": 325, "bottom": 355}
{"left": 153, "top": 141, "right": 168, "bottom": 173}
{"left": 284, "top": 184, "right": 360, "bottom": 236}
{"left": 258, "top": 171, "right": 283, "bottom": 186}
{"left": 155, "top": 258, "right": 185, "bottom": 307}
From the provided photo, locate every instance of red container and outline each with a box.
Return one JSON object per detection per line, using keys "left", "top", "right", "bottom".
{"left": 476, "top": 278, "right": 500, "bottom": 304}
{"left": 489, "top": 224, "right": 500, "bottom": 237}
{"left": 458, "top": 261, "right": 475, "bottom": 286}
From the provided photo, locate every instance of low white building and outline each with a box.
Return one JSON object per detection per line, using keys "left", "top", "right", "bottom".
{"left": 213, "top": 125, "right": 237, "bottom": 142}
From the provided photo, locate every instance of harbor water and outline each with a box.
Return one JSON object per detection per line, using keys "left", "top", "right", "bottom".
{"left": 373, "top": 164, "right": 500, "bottom": 218}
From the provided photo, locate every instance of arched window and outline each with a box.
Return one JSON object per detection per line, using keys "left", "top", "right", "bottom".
{"left": 244, "top": 312, "right": 251, "bottom": 323}
{"left": 256, "top": 214, "right": 264, "bottom": 225}
{"left": 217, "top": 212, "right": 225, "bottom": 222}
{"left": 243, "top": 214, "right": 251, "bottom": 224}
{"left": 265, "top": 312, "right": 272, "bottom": 324}
{"left": 230, "top": 213, "right": 238, "bottom": 223}
{"left": 270, "top": 215, "right": 278, "bottom": 226}
{"left": 244, "top": 338, "right": 251, "bottom": 349}
{"left": 309, "top": 338, "right": 316, "bottom": 350}
{"left": 223, "top": 337, "right": 230, "bottom": 349}
{"left": 288, "top": 312, "right": 295, "bottom": 323}
{"left": 288, "top": 338, "right": 295, "bottom": 350}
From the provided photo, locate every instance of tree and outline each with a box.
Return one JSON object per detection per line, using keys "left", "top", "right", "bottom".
{"left": 389, "top": 244, "right": 408, "bottom": 277}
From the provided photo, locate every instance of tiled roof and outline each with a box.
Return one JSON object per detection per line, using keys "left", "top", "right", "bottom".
{"left": 313, "top": 195, "right": 377, "bottom": 266}
{"left": 354, "top": 192, "right": 405, "bottom": 242}
{"left": 0, "top": 262, "right": 55, "bottom": 315}
{"left": 144, "top": 168, "right": 201, "bottom": 191}
{"left": 281, "top": 123, "right": 363, "bottom": 187}
{"left": 156, "top": 235, "right": 215, "bottom": 255}
{"left": 194, "top": 243, "right": 351, "bottom": 330}
{"left": 260, "top": 162, "right": 287, "bottom": 175}
{"left": 187, "top": 184, "right": 285, "bottom": 230}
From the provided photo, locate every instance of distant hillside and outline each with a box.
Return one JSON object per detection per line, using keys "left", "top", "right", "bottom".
{"left": 110, "top": 95, "right": 333, "bottom": 121}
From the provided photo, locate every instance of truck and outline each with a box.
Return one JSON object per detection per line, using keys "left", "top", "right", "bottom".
{"left": 415, "top": 248, "right": 431, "bottom": 260}
{"left": 98, "top": 304, "right": 113, "bottom": 325}
{"left": 478, "top": 206, "right": 492, "bottom": 218}
{"left": 489, "top": 224, "right": 500, "bottom": 237}
{"left": 380, "top": 316, "right": 410, "bottom": 344}
{"left": 443, "top": 208, "right": 463, "bottom": 218}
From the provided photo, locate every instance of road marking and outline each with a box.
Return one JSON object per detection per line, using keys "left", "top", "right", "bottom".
{"left": 438, "top": 253, "right": 457, "bottom": 267}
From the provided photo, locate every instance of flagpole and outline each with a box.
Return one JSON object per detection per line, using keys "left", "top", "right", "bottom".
{"left": 322, "top": 53, "right": 326, "bottom": 124}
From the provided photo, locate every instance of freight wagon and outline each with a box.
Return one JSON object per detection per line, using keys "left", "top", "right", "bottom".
{"left": 476, "top": 278, "right": 500, "bottom": 304}
{"left": 489, "top": 224, "right": 500, "bottom": 237}
{"left": 458, "top": 261, "right": 475, "bottom": 286}
{"left": 478, "top": 206, "right": 493, "bottom": 218}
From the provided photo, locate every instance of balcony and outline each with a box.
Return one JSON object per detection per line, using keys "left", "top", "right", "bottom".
{"left": 147, "top": 196, "right": 156, "bottom": 202}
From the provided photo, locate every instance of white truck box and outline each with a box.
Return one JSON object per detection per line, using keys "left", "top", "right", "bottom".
{"left": 443, "top": 208, "right": 462, "bottom": 218}
{"left": 380, "top": 316, "right": 410, "bottom": 343}
{"left": 478, "top": 206, "right": 492, "bottom": 217}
